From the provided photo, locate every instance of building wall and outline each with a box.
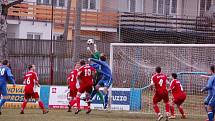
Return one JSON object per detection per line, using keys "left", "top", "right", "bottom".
{"left": 12, "top": 21, "right": 52, "bottom": 39}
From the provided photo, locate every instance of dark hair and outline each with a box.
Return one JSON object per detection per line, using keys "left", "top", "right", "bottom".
{"left": 2, "top": 60, "right": 9, "bottom": 65}
{"left": 28, "top": 65, "right": 33, "bottom": 70}
{"left": 172, "top": 73, "right": 177, "bottom": 79}
{"left": 155, "top": 66, "right": 161, "bottom": 73}
{"left": 210, "top": 65, "right": 215, "bottom": 73}
{"left": 80, "top": 59, "right": 86, "bottom": 66}
{"left": 100, "top": 53, "right": 107, "bottom": 61}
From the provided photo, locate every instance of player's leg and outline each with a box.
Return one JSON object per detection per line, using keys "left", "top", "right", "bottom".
{"left": 20, "top": 93, "right": 29, "bottom": 114}
{"left": 74, "top": 92, "right": 82, "bottom": 114}
{"left": 0, "top": 85, "right": 8, "bottom": 115}
{"left": 34, "top": 92, "right": 48, "bottom": 114}
{"left": 68, "top": 88, "right": 77, "bottom": 112}
{"left": 103, "top": 78, "right": 112, "bottom": 109}
{"left": 169, "top": 100, "right": 176, "bottom": 119}
{"left": 163, "top": 92, "right": 170, "bottom": 120}
{"left": 85, "top": 92, "right": 92, "bottom": 114}
{"left": 207, "top": 96, "right": 215, "bottom": 121}
{"left": 153, "top": 94, "right": 163, "bottom": 121}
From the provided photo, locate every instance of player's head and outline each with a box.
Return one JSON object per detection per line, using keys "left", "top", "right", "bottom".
{"left": 80, "top": 59, "right": 86, "bottom": 66}
{"left": 28, "top": 64, "right": 36, "bottom": 71}
{"left": 210, "top": 65, "right": 215, "bottom": 74}
{"left": 171, "top": 73, "right": 177, "bottom": 79}
{"left": 100, "top": 53, "right": 107, "bottom": 61}
{"left": 155, "top": 66, "right": 161, "bottom": 73}
{"left": 74, "top": 63, "right": 80, "bottom": 69}
{"left": 2, "top": 59, "right": 9, "bottom": 66}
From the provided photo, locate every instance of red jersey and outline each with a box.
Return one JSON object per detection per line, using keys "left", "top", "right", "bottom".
{"left": 151, "top": 73, "right": 168, "bottom": 94}
{"left": 67, "top": 69, "right": 78, "bottom": 89}
{"left": 24, "top": 71, "right": 39, "bottom": 93}
{"left": 78, "top": 64, "right": 95, "bottom": 85}
{"left": 170, "top": 79, "right": 185, "bottom": 98}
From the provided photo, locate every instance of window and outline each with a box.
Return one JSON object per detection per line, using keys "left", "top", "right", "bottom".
{"left": 82, "top": 0, "right": 99, "bottom": 10}
{"left": 130, "top": 0, "right": 136, "bottom": 12}
{"left": 53, "top": 0, "right": 57, "bottom": 6}
{"left": 200, "top": 0, "right": 212, "bottom": 15}
{"left": 126, "top": 0, "right": 143, "bottom": 12}
{"left": 59, "top": 0, "right": 65, "bottom": 7}
{"left": 37, "top": 0, "right": 42, "bottom": 4}
{"left": 27, "top": 33, "right": 42, "bottom": 39}
{"left": 43, "top": 0, "right": 50, "bottom": 5}
{"left": 37, "top": 0, "right": 67, "bottom": 7}
{"left": 153, "top": 0, "right": 177, "bottom": 15}
{"left": 27, "top": 34, "right": 33, "bottom": 39}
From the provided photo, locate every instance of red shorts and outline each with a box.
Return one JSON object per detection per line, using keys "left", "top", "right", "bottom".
{"left": 78, "top": 83, "right": 92, "bottom": 93}
{"left": 173, "top": 93, "right": 186, "bottom": 105}
{"left": 24, "top": 92, "right": 39, "bottom": 99}
{"left": 153, "top": 91, "right": 169, "bottom": 104}
{"left": 70, "top": 88, "right": 78, "bottom": 97}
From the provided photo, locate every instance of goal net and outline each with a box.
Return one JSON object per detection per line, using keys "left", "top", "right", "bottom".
{"left": 110, "top": 43, "right": 215, "bottom": 116}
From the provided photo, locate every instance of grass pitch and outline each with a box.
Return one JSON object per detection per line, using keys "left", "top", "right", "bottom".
{"left": 0, "top": 109, "right": 206, "bottom": 121}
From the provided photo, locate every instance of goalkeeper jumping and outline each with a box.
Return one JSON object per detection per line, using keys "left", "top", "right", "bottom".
{"left": 87, "top": 44, "right": 105, "bottom": 107}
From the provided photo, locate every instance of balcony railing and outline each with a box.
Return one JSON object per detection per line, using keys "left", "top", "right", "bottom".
{"left": 8, "top": 4, "right": 118, "bottom": 28}
{"left": 120, "top": 12, "right": 215, "bottom": 33}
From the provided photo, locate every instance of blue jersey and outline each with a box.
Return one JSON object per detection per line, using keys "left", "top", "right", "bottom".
{"left": 0, "top": 65, "right": 15, "bottom": 86}
{"left": 90, "top": 58, "right": 112, "bottom": 78}
{"left": 202, "top": 75, "right": 215, "bottom": 96}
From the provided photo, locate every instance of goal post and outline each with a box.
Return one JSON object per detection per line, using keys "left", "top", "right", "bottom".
{"left": 109, "top": 43, "right": 215, "bottom": 115}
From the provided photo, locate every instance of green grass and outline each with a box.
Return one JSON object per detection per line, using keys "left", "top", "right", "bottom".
{"left": 0, "top": 109, "right": 207, "bottom": 121}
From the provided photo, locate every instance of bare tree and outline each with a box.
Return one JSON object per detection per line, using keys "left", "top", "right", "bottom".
{"left": 0, "top": 0, "right": 23, "bottom": 59}
{"left": 72, "top": 0, "right": 82, "bottom": 62}
{"left": 63, "top": 0, "right": 71, "bottom": 41}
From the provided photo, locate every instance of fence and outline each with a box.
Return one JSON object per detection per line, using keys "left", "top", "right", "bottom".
{"left": 7, "top": 38, "right": 110, "bottom": 85}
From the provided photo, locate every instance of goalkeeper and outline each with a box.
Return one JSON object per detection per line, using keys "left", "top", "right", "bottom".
{"left": 87, "top": 44, "right": 104, "bottom": 107}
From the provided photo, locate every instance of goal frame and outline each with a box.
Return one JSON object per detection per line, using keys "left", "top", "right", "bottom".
{"left": 109, "top": 43, "right": 215, "bottom": 111}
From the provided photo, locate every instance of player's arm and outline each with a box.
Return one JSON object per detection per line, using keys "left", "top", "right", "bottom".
{"left": 6, "top": 68, "right": 16, "bottom": 86}
{"left": 201, "top": 76, "right": 214, "bottom": 92}
{"left": 89, "top": 58, "right": 108, "bottom": 68}
{"left": 34, "top": 73, "right": 40, "bottom": 87}
{"left": 168, "top": 80, "right": 175, "bottom": 92}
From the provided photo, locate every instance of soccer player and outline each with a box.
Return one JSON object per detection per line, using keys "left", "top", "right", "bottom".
{"left": 87, "top": 44, "right": 104, "bottom": 106}
{"left": 89, "top": 53, "right": 112, "bottom": 109}
{"left": 20, "top": 64, "right": 48, "bottom": 114}
{"left": 149, "top": 66, "right": 170, "bottom": 121}
{"left": 67, "top": 63, "right": 80, "bottom": 112}
{"left": 0, "top": 60, "right": 16, "bottom": 115}
{"left": 169, "top": 73, "right": 186, "bottom": 119}
{"left": 201, "top": 65, "right": 215, "bottom": 121}
{"left": 71, "top": 60, "right": 96, "bottom": 114}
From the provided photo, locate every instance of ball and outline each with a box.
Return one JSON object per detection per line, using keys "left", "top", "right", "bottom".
{"left": 87, "top": 39, "right": 94, "bottom": 45}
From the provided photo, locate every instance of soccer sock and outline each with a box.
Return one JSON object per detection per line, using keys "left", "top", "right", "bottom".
{"left": 104, "top": 93, "right": 108, "bottom": 105}
{"left": 97, "top": 91, "right": 104, "bottom": 104}
{"left": 21, "top": 100, "right": 28, "bottom": 111}
{"left": 208, "top": 111, "right": 214, "bottom": 121}
{"left": 90, "top": 90, "right": 97, "bottom": 100}
{"left": 205, "top": 105, "right": 208, "bottom": 112}
{"left": 69, "top": 99, "right": 76, "bottom": 107}
{"left": 178, "top": 106, "right": 185, "bottom": 115}
{"left": 153, "top": 104, "right": 160, "bottom": 114}
{"left": 76, "top": 97, "right": 81, "bottom": 110}
{"left": 0, "top": 99, "right": 7, "bottom": 108}
{"left": 86, "top": 97, "right": 91, "bottom": 109}
{"left": 170, "top": 105, "right": 175, "bottom": 116}
{"left": 38, "top": 100, "right": 45, "bottom": 111}
{"left": 165, "top": 102, "right": 170, "bottom": 113}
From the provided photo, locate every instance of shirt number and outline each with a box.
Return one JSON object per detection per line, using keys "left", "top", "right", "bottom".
{"left": 159, "top": 79, "right": 163, "bottom": 87}
{"left": 70, "top": 75, "right": 74, "bottom": 82}
{"left": 26, "top": 78, "right": 31, "bottom": 85}
{"left": 85, "top": 69, "right": 91, "bottom": 76}
{"left": 0, "top": 68, "right": 5, "bottom": 76}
